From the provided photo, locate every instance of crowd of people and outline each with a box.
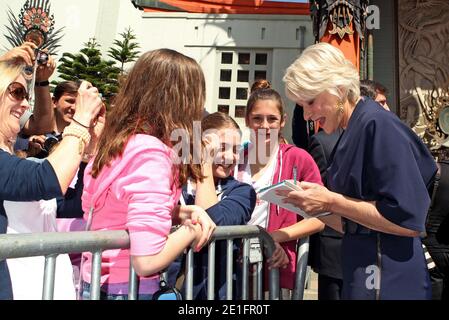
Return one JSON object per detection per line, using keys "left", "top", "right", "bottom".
{"left": 0, "top": 41, "right": 448, "bottom": 301}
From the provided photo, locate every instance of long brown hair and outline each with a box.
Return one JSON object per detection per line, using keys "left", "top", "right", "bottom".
{"left": 91, "top": 49, "right": 205, "bottom": 186}
{"left": 202, "top": 112, "right": 241, "bottom": 133}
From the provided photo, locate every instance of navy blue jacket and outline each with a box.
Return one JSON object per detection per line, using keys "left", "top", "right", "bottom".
{"left": 183, "top": 177, "right": 256, "bottom": 226}
{"left": 0, "top": 150, "right": 62, "bottom": 300}
{"left": 56, "top": 162, "right": 87, "bottom": 219}
{"left": 170, "top": 176, "right": 256, "bottom": 300}
{"left": 328, "top": 98, "right": 437, "bottom": 300}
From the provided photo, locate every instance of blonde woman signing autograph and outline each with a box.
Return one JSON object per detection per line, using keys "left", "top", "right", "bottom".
{"left": 280, "top": 43, "right": 437, "bottom": 300}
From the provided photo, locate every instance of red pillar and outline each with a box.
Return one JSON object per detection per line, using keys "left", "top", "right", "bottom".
{"left": 321, "top": 27, "right": 360, "bottom": 71}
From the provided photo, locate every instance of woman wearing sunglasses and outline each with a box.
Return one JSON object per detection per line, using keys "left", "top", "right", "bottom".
{"left": 0, "top": 58, "right": 103, "bottom": 300}
{"left": 1, "top": 42, "right": 57, "bottom": 138}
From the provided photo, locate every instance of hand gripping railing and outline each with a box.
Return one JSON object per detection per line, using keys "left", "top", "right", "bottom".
{"left": 0, "top": 226, "right": 280, "bottom": 300}
{"left": 183, "top": 225, "right": 280, "bottom": 301}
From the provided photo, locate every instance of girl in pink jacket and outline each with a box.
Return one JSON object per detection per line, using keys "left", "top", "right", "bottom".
{"left": 237, "top": 80, "right": 324, "bottom": 298}
{"left": 81, "top": 49, "right": 215, "bottom": 300}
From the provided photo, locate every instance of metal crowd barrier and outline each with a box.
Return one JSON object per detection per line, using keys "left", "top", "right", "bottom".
{"left": 0, "top": 230, "right": 130, "bottom": 300}
{"left": 0, "top": 226, "right": 283, "bottom": 300}
{"left": 292, "top": 237, "right": 310, "bottom": 300}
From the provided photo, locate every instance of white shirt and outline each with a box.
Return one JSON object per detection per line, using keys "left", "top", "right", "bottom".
{"left": 4, "top": 159, "right": 76, "bottom": 300}
{"left": 240, "top": 146, "right": 279, "bottom": 228}
{"left": 5, "top": 200, "right": 77, "bottom": 300}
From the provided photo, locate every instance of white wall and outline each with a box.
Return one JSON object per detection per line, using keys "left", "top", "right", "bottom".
{"left": 0, "top": 0, "right": 141, "bottom": 62}
{"left": 137, "top": 12, "right": 313, "bottom": 141}
{"left": 0, "top": 1, "right": 313, "bottom": 142}
{"left": 1, "top": 0, "right": 101, "bottom": 57}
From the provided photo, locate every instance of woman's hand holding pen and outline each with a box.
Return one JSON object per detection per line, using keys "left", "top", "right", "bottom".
{"left": 277, "top": 181, "right": 335, "bottom": 216}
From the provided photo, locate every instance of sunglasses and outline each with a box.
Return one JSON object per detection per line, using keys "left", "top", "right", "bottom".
{"left": 7, "top": 82, "right": 30, "bottom": 102}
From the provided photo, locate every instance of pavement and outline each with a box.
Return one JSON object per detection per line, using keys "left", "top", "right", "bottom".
{"left": 303, "top": 270, "right": 318, "bottom": 300}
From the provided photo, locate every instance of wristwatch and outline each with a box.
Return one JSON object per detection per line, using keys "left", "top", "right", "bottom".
{"left": 35, "top": 80, "right": 50, "bottom": 87}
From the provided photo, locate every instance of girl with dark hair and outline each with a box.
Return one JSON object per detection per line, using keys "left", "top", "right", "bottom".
{"left": 236, "top": 80, "right": 324, "bottom": 298}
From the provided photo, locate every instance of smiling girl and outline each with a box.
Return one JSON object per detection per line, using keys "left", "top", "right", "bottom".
{"left": 175, "top": 112, "right": 256, "bottom": 299}
{"left": 0, "top": 47, "right": 102, "bottom": 299}
{"left": 236, "top": 80, "right": 324, "bottom": 297}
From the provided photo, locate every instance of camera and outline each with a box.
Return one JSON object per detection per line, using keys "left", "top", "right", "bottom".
{"left": 35, "top": 49, "right": 49, "bottom": 66}
{"left": 43, "top": 133, "right": 63, "bottom": 154}
{"left": 28, "top": 133, "right": 62, "bottom": 159}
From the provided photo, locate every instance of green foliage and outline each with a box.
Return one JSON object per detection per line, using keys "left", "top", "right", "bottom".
{"left": 107, "top": 27, "right": 140, "bottom": 74}
{"left": 53, "top": 38, "right": 120, "bottom": 103}
{"left": 54, "top": 29, "right": 141, "bottom": 104}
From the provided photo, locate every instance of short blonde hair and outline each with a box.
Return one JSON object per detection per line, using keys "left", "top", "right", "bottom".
{"left": 283, "top": 42, "right": 360, "bottom": 105}
{"left": 0, "top": 61, "right": 26, "bottom": 100}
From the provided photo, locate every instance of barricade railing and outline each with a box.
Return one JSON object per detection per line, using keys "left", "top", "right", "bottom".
{"left": 292, "top": 236, "right": 310, "bottom": 300}
{"left": 183, "top": 225, "right": 279, "bottom": 300}
{"left": 0, "top": 230, "right": 130, "bottom": 300}
{"left": 0, "top": 226, "right": 280, "bottom": 300}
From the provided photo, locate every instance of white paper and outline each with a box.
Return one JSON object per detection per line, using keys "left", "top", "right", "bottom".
{"left": 259, "top": 180, "right": 331, "bottom": 219}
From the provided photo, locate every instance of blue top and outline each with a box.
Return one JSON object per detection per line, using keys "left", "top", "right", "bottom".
{"left": 56, "top": 162, "right": 87, "bottom": 219}
{"left": 327, "top": 98, "right": 437, "bottom": 300}
{"left": 182, "top": 177, "right": 256, "bottom": 226}
{"left": 0, "top": 150, "right": 62, "bottom": 300}
{"left": 168, "top": 176, "right": 256, "bottom": 300}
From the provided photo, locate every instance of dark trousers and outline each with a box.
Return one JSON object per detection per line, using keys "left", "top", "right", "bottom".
{"left": 318, "top": 274, "right": 343, "bottom": 300}
{"left": 424, "top": 233, "right": 449, "bottom": 300}
{"left": 428, "top": 250, "right": 449, "bottom": 300}
{"left": 0, "top": 261, "right": 13, "bottom": 300}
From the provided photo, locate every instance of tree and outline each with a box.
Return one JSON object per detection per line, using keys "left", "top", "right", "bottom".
{"left": 55, "top": 38, "right": 120, "bottom": 103}
{"left": 108, "top": 27, "right": 140, "bottom": 75}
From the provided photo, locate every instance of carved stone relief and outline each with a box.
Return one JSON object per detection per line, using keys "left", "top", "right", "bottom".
{"left": 398, "top": 0, "right": 449, "bottom": 160}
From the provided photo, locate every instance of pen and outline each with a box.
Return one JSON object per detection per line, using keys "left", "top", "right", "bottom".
{"left": 293, "top": 166, "right": 297, "bottom": 185}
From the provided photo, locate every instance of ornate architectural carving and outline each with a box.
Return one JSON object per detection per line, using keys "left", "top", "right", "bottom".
{"left": 310, "top": 0, "right": 369, "bottom": 42}
{"left": 3, "top": 0, "right": 64, "bottom": 54}
{"left": 398, "top": 0, "right": 449, "bottom": 160}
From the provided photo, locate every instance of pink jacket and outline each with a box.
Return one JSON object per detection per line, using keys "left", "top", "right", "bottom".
{"left": 81, "top": 134, "right": 180, "bottom": 286}
{"left": 238, "top": 143, "right": 322, "bottom": 289}
{"left": 268, "top": 144, "right": 322, "bottom": 289}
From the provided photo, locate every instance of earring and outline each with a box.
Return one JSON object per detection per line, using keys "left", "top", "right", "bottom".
{"left": 337, "top": 101, "right": 344, "bottom": 114}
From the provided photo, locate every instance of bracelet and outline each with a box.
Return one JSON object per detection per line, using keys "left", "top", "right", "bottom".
{"left": 82, "top": 152, "right": 95, "bottom": 163}
{"left": 63, "top": 125, "right": 91, "bottom": 155}
{"left": 72, "top": 117, "right": 91, "bottom": 129}
{"left": 35, "top": 80, "right": 50, "bottom": 87}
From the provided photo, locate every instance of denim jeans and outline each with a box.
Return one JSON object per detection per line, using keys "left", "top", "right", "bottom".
{"left": 81, "top": 282, "right": 153, "bottom": 300}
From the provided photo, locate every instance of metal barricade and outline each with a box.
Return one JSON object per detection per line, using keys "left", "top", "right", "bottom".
{"left": 0, "top": 226, "right": 280, "bottom": 300}
{"left": 0, "top": 230, "right": 131, "bottom": 300}
{"left": 292, "top": 236, "right": 310, "bottom": 300}
{"left": 183, "top": 225, "right": 280, "bottom": 301}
